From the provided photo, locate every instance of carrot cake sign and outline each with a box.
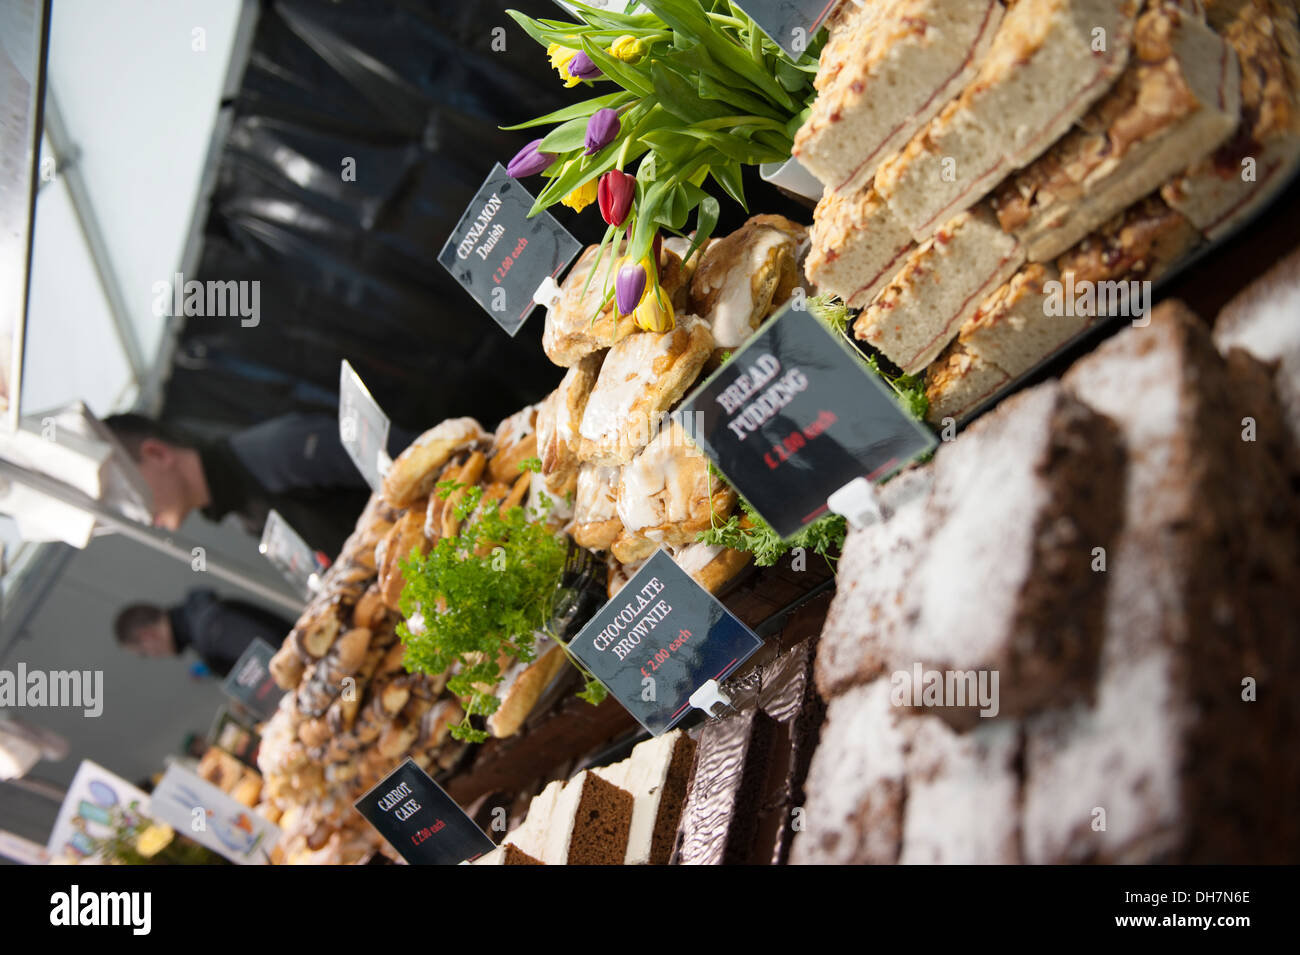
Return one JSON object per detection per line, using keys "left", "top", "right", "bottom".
{"left": 355, "top": 758, "right": 494, "bottom": 865}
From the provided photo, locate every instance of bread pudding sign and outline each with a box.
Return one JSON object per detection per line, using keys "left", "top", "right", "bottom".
{"left": 681, "top": 305, "right": 937, "bottom": 538}
{"left": 568, "top": 550, "right": 763, "bottom": 735}
{"left": 439, "top": 163, "right": 582, "bottom": 336}
{"left": 355, "top": 758, "right": 494, "bottom": 865}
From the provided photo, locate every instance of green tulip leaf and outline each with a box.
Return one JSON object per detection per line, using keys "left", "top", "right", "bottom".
{"left": 685, "top": 195, "right": 720, "bottom": 265}
{"left": 539, "top": 116, "right": 596, "bottom": 153}
{"left": 639, "top": 0, "right": 797, "bottom": 111}
{"left": 775, "top": 58, "right": 807, "bottom": 92}
{"left": 499, "top": 91, "right": 633, "bottom": 132}
{"left": 696, "top": 71, "right": 787, "bottom": 121}
{"left": 711, "top": 160, "right": 747, "bottom": 210}
{"left": 578, "top": 34, "right": 654, "bottom": 98}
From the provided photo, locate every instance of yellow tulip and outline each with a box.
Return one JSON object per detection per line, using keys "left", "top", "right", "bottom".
{"left": 561, "top": 174, "right": 599, "bottom": 213}
{"left": 610, "top": 35, "right": 647, "bottom": 63}
{"left": 546, "top": 42, "right": 582, "bottom": 88}
{"left": 634, "top": 284, "right": 675, "bottom": 332}
{"left": 547, "top": 42, "right": 577, "bottom": 71}
{"left": 135, "top": 823, "right": 175, "bottom": 858}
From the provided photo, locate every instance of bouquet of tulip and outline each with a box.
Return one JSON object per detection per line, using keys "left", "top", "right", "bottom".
{"left": 505, "top": 0, "right": 822, "bottom": 332}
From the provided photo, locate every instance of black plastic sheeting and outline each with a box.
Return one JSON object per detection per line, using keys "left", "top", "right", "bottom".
{"left": 162, "top": 0, "right": 808, "bottom": 441}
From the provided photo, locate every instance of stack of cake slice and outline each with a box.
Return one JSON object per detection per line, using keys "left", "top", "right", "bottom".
{"left": 591, "top": 730, "right": 696, "bottom": 865}
{"left": 874, "top": 0, "right": 1142, "bottom": 241}
{"left": 992, "top": 0, "right": 1242, "bottom": 261}
{"left": 475, "top": 770, "right": 632, "bottom": 865}
{"left": 475, "top": 730, "right": 695, "bottom": 865}
{"left": 925, "top": 194, "right": 1204, "bottom": 424}
{"left": 793, "top": 0, "right": 1006, "bottom": 196}
{"left": 851, "top": 204, "right": 1025, "bottom": 374}
{"left": 1162, "top": 0, "right": 1300, "bottom": 238}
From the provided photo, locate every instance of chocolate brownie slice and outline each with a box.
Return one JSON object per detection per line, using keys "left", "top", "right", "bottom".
{"left": 817, "top": 380, "right": 1125, "bottom": 725}
{"left": 672, "top": 627, "right": 830, "bottom": 865}
{"left": 788, "top": 679, "right": 908, "bottom": 865}
{"left": 1022, "top": 300, "right": 1300, "bottom": 862}
{"left": 564, "top": 772, "right": 634, "bottom": 866}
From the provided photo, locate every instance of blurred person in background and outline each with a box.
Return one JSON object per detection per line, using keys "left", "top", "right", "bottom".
{"left": 105, "top": 412, "right": 412, "bottom": 555}
{"left": 113, "top": 588, "right": 293, "bottom": 679}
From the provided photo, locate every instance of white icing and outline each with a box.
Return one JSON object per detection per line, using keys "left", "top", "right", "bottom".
{"left": 556, "top": 364, "right": 589, "bottom": 444}
{"left": 575, "top": 464, "right": 621, "bottom": 523}
{"left": 579, "top": 338, "right": 660, "bottom": 445}
{"left": 529, "top": 468, "right": 572, "bottom": 520}
{"left": 495, "top": 404, "right": 537, "bottom": 447}
{"left": 701, "top": 230, "right": 792, "bottom": 348}
{"left": 412, "top": 416, "right": 483, "bottom": 449}
{"left": 503, "top": 779, "right": 566, "bottom": 861}
{"left": 662, "top": 236, "right": 694, "bottom": 261}
{"left": 591, "top": 731, "right": 685, "bottom": 865}
{"left": 616, "top": 423, "right": 704, "bottom": 532}
{"left": 670, "top": 542, "right": 724, "bottom": 576}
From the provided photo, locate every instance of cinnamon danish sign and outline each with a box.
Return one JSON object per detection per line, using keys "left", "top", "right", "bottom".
{"left": 439, "top": 163, "right": 582, "bottom": 336}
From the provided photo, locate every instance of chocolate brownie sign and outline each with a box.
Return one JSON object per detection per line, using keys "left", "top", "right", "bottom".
{"left": 568, "top": 550, "right": 763, "bottom": 736}
{"left": 731, "top": 0, "right": 839, "bottom": 59}
{"left": 680, "top": 305, "right": 937, "bottom": 539}
{"left": 439, "top": 163, "right": 582, "bottom": 336}
{"left": 355, "top": 758, "right": 494, "bottom": 865}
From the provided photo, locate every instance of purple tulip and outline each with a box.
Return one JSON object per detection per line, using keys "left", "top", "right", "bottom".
{"left": 568, "top": 51, "right": 602, "bottom": 81}
{"left": 507, "top": 138, "right": 553, "bottom": 178}
{"left": 615, "top": 262, "right": 647, "bottom": 317}
{"left": 584, "top": 108, "right": 621, "bottom": 156}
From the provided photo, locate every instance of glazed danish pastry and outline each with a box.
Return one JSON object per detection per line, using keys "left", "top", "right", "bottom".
{"left": 577, "top": 319, "right": 714, "bottom": 466}
{"left": 536, "top": 351, "right": 604, "bottom": 496}
{"left": 689, "top": 215, "right": 806, "bottom": 349}
{"left": 611, "top": 420, "right": 736, "bottom": 563}
{"left": 571, "top": 463, "right": 624, "bottom": 551}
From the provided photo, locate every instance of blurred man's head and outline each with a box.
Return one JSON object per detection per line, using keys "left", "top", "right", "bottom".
{"left": 103, "top": 414, "right": 209, "bottom": 530}
{"left": 114, "top": 604, "right": 176, "bottom": 657}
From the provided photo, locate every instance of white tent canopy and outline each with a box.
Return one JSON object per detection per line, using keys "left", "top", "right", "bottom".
{"left": 2, "top": 0, "right": 301, "bottom": 625}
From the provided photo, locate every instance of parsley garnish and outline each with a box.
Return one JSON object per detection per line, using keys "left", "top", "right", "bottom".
{"left": 808, "top": 293, "right": 929, "bottom": 420}
{"left": 698, "top": 497, "right": 846, "bottom": 568}
{"left": 865, "top": 353, "right": 929, "bottom": 421}
{"left": 807, "top": 293, "right": 851, "bottom": 337}
{"left": 397, "top": 488, "right": 584, "bottom": 742}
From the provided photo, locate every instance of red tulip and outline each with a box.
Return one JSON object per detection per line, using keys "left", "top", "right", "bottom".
{"left": 598, "top": 170, "right": 636, "bottom": 227}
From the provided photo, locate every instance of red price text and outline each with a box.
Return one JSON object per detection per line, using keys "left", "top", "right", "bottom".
{"left": 492, "top": 236, "right": 529, "bottom": 284}
{"left": 641, "top": 629, "right": 692, "bottom": 678}
{"left": 765, "top": 409, "right": 837, "bottom": 471}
